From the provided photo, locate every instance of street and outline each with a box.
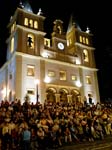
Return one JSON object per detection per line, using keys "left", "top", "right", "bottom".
{"left": 56, "top": 135, "right": 112, "bottom": 150}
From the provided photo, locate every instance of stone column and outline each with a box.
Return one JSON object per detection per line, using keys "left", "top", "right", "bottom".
{"left": 67, "top": 95, "right": 72, "bottom": 103}
{"left": 78, "top": 95, "right": 81, "bottom": 103}
{"left": 55, "top": 94, "right": 60, "bottom": 103}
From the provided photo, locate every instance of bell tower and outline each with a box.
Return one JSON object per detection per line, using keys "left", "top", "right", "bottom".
{"left": 5, "top": 1, "right": 46, "bottom": 102}
{"left": 51, "top": 19, "right": 67, "bottom": 51}
{"left": 7, "top": 2, "right": 46, "bottom": 61}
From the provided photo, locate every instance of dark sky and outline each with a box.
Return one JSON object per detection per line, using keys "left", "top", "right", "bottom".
{"left": 0, "top": 0, "right": 112, "bottom": 100}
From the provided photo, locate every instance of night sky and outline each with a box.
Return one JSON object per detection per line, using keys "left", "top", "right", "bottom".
{"left": 0, "top": 0, "right": 112, "bottom": 101}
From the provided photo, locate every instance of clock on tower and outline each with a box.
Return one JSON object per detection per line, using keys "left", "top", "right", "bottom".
{"left": 57, "top": 42, "right": 64, "bottom": 50}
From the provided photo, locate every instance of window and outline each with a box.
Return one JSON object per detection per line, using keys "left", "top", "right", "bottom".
{"left": 86, "top": 38, "right": 89, "bottom": 45}
{"left": 86, "top": 76, "right": 91, "bottom": 84}
{"left": 60, "top": 71, "right": 66, "bottom": 80}
{"left": 11, "top": 22, "right": 16, "bottom": 33}
{"left": 29, "top": 19, "right": 33, "bottom": 27}
{"left": 83, "top": 37, "right": 85, "bottom": 43}
{"left": 79, "top": 36, "right": 82, "bottom": 43}
{"left": 27, "top": 33, "right": 34, "bottom": 49}
{"left": 34, "top": 21, "right": 38, "bottom": 29}
{"left": 80, "top": 36, "right": 88, "bottom": 44}
{"left": 83, "top": 49, "right": 89, "bottom": 62}
{"left": 48, "top": 71, "right": 55, "bottom": 77}
{"left": 67, "top": 38, "right": 72, "bottom": 46}
{"left": 71, "top": 75, "right": 77, "bottom": 81}
{"left": 27, "top": 89, "right": 35, "bottom": 95}
{"left": 24, "top": 18, "right": 28, "bottom": 26}
{"left": 11, "top": 37, "right": 14, "bottom": 53}
{"left": 27, "top": 65, "right": 35, "bottom": 76}
{"left": 44, "top": 38, "right": 50, "bottom": 47}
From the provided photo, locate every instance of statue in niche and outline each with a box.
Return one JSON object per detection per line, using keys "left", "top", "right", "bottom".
{"left": 53, "top": 24, "right": 59, "bottom": 33}
{"left": 83, "top": 52, "right": 87, "bottom": 60}
{"left": 53, "top": 20, "right": 63, "bottom": 34}
{"left": 27, "top": 36, "right": 33, "bottom": 47}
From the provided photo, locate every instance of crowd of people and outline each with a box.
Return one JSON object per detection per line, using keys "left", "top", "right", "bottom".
{"left": 0, "top": 99, "right": 112, "bottom": 150}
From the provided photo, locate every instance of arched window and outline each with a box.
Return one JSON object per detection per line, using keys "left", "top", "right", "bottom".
{"left": 46, "top": 88, "right": 56, "bottom": 102}
{"left": 86, "top": 38, "right": 89, "bottom": 45}
{"left": 34, "top": 21, "right": 38, "bottom": 29}
{"left": 83, "top": 37, "right": 85, "bottom": 43}
{"left": 29, "top": 19, "right": 33, "bottom": 27}
{"left": 59, "top": 89, "right": 68, "bottom": 102}
{"left": 79, "top": 36, "right": 82, "bottom": 43}
{"left": 71, "top": 89, "right": 80, "bottom": 103}
{"left": 24, "top": 18, "right": 28, "bottom": 26}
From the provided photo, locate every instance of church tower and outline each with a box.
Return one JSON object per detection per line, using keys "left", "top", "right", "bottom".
{"left": 2, "top": 1, "right": 46, "bottom": 103}
{"left": 66, "top": 14, "right": 100, "bottom": 103}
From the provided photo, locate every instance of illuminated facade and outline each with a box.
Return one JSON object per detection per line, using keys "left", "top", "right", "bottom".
{"left": 0, "top": 2, "right": 100, "bottom": 104}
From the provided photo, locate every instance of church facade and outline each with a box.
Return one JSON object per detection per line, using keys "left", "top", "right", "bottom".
{"left": 0, "top": 2, "right": 100, "bottom": 104}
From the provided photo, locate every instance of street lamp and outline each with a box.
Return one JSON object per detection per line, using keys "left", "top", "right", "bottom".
{"left": 75, "top": 80, "right": 82, "bottom": 87}
{"left": 35, "top": 79, "right": 40, "bottom": 103}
